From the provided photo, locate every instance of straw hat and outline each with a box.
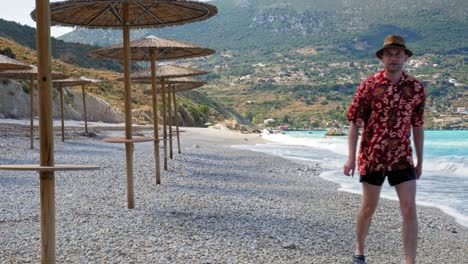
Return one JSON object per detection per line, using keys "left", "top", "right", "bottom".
{"left": 376, "top": 35, "right": 413, "bottom": 59}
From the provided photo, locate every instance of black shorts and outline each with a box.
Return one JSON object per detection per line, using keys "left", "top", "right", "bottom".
{"left": 360, "top": 168, "right": 416, "bottom": 186}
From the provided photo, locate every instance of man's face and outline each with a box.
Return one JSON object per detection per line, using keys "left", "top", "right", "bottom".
{"left": 380, "top": 48, "right": 409, "bottom": 73}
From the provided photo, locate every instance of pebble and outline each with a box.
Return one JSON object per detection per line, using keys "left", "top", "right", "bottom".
{"left": 0, "top": 125, "right": 467, "bottom": 263}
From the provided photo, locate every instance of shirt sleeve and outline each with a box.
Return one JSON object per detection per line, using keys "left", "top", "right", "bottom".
{"left": 411, "top": 84, "right": 426, "bottom": 127}
{"left": 347, "top": 81, "right": 371, "bottom": 127}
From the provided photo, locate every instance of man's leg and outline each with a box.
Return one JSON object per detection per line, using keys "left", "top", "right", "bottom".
{"left": 395, "top": 180, "right": 417, "bottom": 264}
{"left": 355, "top": 182, "right": 382, "bottom": 256}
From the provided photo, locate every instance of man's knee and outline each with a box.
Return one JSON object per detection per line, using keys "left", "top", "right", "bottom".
{"left": 360, "top": 202, "right": 378, "bottom": 218}
{"left": 400, "top": 201, "right": 417, "bottom": 221}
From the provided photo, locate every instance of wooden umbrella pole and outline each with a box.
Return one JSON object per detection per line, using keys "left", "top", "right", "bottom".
{"left": 161, "top": 78, "right": 168, "bottom": 170}
{"left": 168, "top": 84, "right": 173, "bottom": 159}
{"left": 122, "top": 3, "right": 134, "bottom": 209}
{"left": 35, "top": 0, "right": 56, "bottom": 262}
{"left": 172, "top": 88, "right": 181, "bottom": 154}
{"left": 81, "top": 85, "right": 88, "bottom": 134}
{"left": 59, "top": 88, "right": 65, "bottom": 142}
{"left": 30, "top": 78, "right": 35, "bottom": 149}
{"left": 150, "top": 51, "right": 161, "bottom": 184}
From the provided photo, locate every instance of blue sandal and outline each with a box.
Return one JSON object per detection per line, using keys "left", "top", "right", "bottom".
{"left": 352, "top": 254, "right": 367, "bottom": 264}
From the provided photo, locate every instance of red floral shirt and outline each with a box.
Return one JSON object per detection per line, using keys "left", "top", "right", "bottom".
{"left": 348, "top": 70, "right": 425, "bottom": 175}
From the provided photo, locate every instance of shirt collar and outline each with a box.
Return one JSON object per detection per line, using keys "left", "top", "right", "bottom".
{"left": 377, "top": 69, "right": 409, "bottom": 86}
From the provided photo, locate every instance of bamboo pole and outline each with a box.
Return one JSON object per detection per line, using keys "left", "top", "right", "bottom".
{"left": 59, "top": 88, "right": 64, "bottom": 142}
{"left": 168, "top": 84, "right": 173, "bottom": 159}
{"left": 81, "top": 85, "right": 88, "bottom": 134}
{"left": 150, "top": 51, "right": 161, "bottom": 184}
{"left": 161, "top": 78, "right": 168, "bottom": 170}
{"left": 172, "top": 88, "right": 181, "bottom": 154}
{"left": 122, "top": 3, "right": 134, "bottom": 209}
{"left": 30, "top": 78, "right": 34, "bottom": 149}
{"left": 35, "top": 0, "right": 55, "bottom": 262}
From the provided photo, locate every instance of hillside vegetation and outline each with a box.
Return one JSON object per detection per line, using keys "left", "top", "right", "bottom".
{"left": 59, "top": 0, "right": 468, "bottom": 129}
{"left": 0, "top": 37, "right": 239, "bottom": 127}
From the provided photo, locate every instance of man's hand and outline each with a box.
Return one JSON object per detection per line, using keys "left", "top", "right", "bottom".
{"left": 414, "top": 162, "right": 422, "bottom": 179}
{"left": 344, "top": 159, "right": 356, "bottom": 177}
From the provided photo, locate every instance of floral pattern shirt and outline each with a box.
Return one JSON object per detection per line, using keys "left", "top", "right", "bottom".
{"left": 347, "top": 70, "right": 425, "bottom": 175}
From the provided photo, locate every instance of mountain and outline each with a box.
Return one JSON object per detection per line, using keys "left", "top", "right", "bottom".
{"left": 57, "top": 0, "right": 468, "bottom": 129}
{"left": 59, "top": 0, "right": 468, "bottom": 57}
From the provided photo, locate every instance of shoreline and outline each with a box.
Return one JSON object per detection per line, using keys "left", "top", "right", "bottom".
{"left": 1, "top": 121, "right": 467, "bottom": 263}
{"left": 244, "top": 130, "right": 468, "bottom": 229}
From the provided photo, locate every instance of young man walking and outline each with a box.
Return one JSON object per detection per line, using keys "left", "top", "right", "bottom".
{"left": 343, "top": 35, "right": 425, "bottom": 264}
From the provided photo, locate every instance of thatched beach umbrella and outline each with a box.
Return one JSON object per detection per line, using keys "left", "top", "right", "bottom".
{"left": 89, "top": 36, "right": 214, "bottom": 184}
{"left": 0, "top": 66, "right": 69, "bottom": 149}
{"left": 0, "top": 54, "right": 31, "bottom": 71}
{"left": 32, "top": 0, "right": 217, "bottom": 209}
{"left": 52, "top": 78, "right": 93, "bottom": 141}
{"left": 133, "top": 77, "right": 206, "bottom": 154}
{"left": 0, "top": 2, "right": 97, "bottom": 263}
{"left": 127, "top": 64, "right": 207, "bottom": 169}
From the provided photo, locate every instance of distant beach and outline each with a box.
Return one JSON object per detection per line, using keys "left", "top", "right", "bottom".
{"left": 0, "top": 121, "right": 467, "bottom": 263}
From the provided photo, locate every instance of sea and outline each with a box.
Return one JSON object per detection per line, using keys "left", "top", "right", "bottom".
{"left": 233, "top": 130, "right": 468, "bottom": 228}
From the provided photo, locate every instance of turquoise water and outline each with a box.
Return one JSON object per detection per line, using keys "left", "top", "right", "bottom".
{"left": 234, "top": 130, "right": 468, "bottom": 228}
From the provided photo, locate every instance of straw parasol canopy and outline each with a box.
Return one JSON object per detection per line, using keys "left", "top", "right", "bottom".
{"left": 0, "top": 54, "right": 31, "bottom": 71}
{"left": 53, "top": 77, "right": 92, "bottom": 87}
{"left": 0, "top": 65, "right": 69, "bottom": 80}
{"left": 133, "top": 76, "right": 206, "bottom": 87}
{"left": 79, "top": 76, "right": 104, "bottom": 83}
{"left": 89, "top": 36, "right": 215, "bottom": 61}
{"left": 169, "top": 81, "right": 205, "bottom": 91}
{"left": 124, "top": 64, "right": 208, "bottom": 80}
{"left": 32, "top": 0, "right": 217, "bottom": 29}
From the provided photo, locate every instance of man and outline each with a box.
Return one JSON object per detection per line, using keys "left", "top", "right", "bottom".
{"left": 343, "top": 35, "right": 425, "bottom": 264}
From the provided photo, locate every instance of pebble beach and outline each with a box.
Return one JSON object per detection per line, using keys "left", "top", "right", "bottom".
{"left": 0, "top": 123, "right": 467, "bottom": 263}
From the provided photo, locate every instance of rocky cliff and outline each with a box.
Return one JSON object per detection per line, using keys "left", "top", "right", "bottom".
{"left": 0, "top": 79, "right": 124, "bottom": 123}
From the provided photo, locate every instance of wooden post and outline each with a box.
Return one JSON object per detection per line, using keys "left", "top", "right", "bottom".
{"left": 30, "top": 78, "right": 35, "bottom": 149}
{"left": 172, "top": 88, "right": 181, "bottom": 154}
{"left": 150, "top": 51, "right": 160, "bottom": 184}
{"left": 122, "top": 3, "right": 134, "bottom": 209}
{"left": 161, "top": 78, "right": 168, "bottom": 171}
{"left": 81, "top": 85, "right": 88, "bottom": 134}
{"left": 172, "top": 89, "right": 182, "bottom": 154}
{"left": 35, "top": 0, "right": 56, "bottom": 262}
{"left": 59, "top": 88, "right": 64, "bottom": 142}
{"left": 168, "top": 84, "right": 173, "bottom": 159}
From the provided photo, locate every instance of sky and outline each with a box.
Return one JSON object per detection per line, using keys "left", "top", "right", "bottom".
{"left": 1, "top": 0, "right": 74, "bottom": 37}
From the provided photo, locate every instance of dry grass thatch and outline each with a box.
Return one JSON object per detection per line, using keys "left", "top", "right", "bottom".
{"left": 0, "top": 54, "right": 31, "bottom": 71}
{"left": 52, "top": 78, "right": 93, "bottom": 87}
{"left": 133, "top": 64, "right": 208, "bottom": 79}
{"left": 115, "top": 64, "right": 208, "bottom": 81}
{"left": 132, "top": 76, "right": 206, "bottom": 85}
{"left": 0, "top": 65, "right": 69, "bottom": 80}
{"left": 78, "top": 76, "right": 105, "bottom": 83}
{"left": 89, "top": 36, "right": 215, "bottom": 61}
{"left": 31, "top": 0, "right": 217, "bottom": 29}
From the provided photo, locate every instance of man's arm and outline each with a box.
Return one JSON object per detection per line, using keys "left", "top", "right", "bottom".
{"left": 412, "top": 125, "right": 424, "bottom": 179}
{"left": 344, "top": 122, "right": 359, "bottom": 176}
